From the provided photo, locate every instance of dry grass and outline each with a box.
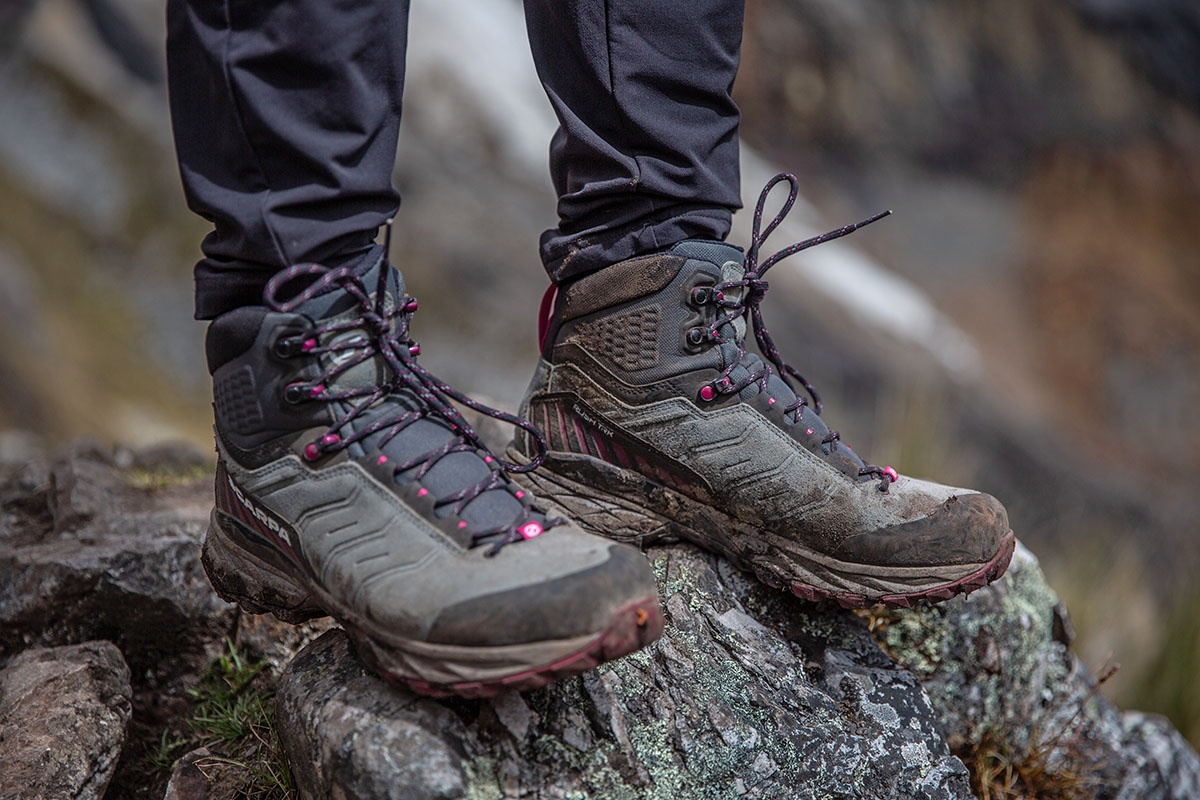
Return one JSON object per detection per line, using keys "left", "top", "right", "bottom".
{"left": 960, "top": 661, "right": 1118, "bottom": 800}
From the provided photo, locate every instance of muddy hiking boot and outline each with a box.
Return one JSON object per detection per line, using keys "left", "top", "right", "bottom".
{"left": 511, "top": 174, "right": 1015, "bottom": 609}
{"left": 202, "top": 247, "right": 663, "bottom": 697}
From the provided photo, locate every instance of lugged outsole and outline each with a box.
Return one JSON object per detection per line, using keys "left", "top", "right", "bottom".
{"left": 790, "top": 532, "right": 1016, "bottom": 609}
{"left": 202, "top": 510, "right": 663, "bottom": 697}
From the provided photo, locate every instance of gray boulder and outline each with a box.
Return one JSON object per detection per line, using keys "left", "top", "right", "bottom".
{"left": 880, "top": 543, "right": 1200, "bottom": 800}
{"left": 275, "top": 540, "right": 1200, "bottom": 799}
{"left": 0, "top": 640, "right": 132, "bottom": 800}
{"left": 276, "top": 545, "right": 974, "bottom": 800}
{"left": 0, "top": 443, "right": 232, "bottom": 678}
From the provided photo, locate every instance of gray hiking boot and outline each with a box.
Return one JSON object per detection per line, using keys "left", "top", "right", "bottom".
{"left": 203, "top": 248, "right": 662, "bottom": 697}
{"left": 510, "top": 175, "right": 1014, "bottom": 609}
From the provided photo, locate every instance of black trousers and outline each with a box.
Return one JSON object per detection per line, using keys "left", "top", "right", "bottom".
{"left": 168, "top": 0, "right": 745, "bottom": 319}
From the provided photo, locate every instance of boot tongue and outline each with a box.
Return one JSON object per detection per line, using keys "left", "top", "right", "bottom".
{"left": 668, "top": 241, "right": 869, "bottom": 475}
{"left": 295, "top": 249, "right": 534, "bottom": 539}
{"left": 719, "top": 258, "right": 749, "bottom": 343}
{"left": 297, "top": 247, "right": 401, "bottom": 392}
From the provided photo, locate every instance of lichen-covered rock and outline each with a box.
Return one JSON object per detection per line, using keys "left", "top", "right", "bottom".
{"left": 877, "top": 542, "right": 1200, "bottom": 799}
{"left": 0, "top": 640, "right": 132, "bottom": 800}
{"left": 276, "top": 545, "right": 974, "bottom": 800}
{"left": 0, "top": 443, "right": 232, "bottom": 678}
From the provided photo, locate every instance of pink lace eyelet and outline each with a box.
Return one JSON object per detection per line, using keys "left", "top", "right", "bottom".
{"left": 699, "top": 385, "right": 715, "bottom": 401}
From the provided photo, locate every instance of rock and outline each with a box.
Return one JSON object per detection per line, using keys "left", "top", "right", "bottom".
{"left": 878, "top": 542, "right": 1200, "bottom": 799}
{"left": 233, "top": 612, "right": 338, "bottom": 675}
{"left": 162, "top": 747, "right": 212, "bottom": 800}
{"left": 276, "top": 545, "right": 974, "bottom": 800}
{"left": 0, "top": 443, "right": 232, "bottom": 680}
{"left": 0, "top": 640, "right": 133, "bottom": 800}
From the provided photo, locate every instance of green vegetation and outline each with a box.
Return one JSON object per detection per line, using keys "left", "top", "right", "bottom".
{"left": 1128, "top": 581, "right": 1200, "bottom": 748}
{"left": 1043, "top": 538, "right": 1200, "bottom": 750}
{"left": 146, "top": 639, "right": 294, "bottom": 799}
{"left": 123, "top": 463, "right": 209, "bottom": 491}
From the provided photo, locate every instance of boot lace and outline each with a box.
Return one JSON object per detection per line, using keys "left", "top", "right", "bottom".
{"left": 264, "top": 256, "right": 562, "bottom": 554}
{"left": 705, "top": 173, "right": 898, "bottom": 492}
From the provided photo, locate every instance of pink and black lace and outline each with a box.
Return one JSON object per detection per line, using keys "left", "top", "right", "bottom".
{"left": 263, "top": 253, "right": 562, "bottom": 553}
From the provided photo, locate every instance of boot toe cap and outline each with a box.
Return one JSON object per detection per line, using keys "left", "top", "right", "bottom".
{"left": 425, "top": 541, "right": 660, "bottom": 647}
{"left": 835, "top": 491, "right": 1010, "bottom": 567}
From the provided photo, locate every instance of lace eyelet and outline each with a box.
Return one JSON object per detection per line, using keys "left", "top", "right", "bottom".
{"left": 689, "top": 286, "right": 713, "bottom": 306}
{"left": 686, "top": 327, "right": 707, "bottom": 345}
{"left": 273, "top": 337, "right": 298, "bottom": 358}
{"left": 283, "top": 384, "right": 307, "bottom": 404}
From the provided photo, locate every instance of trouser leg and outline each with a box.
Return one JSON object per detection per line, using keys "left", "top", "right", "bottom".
{"left": 167, "top": 0, "right": 411, "bottom": 319}
{"left": 523, "top": 0, "right": 745, "bottom": 283}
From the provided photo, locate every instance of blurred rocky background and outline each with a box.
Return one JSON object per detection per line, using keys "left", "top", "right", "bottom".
{"left": 0, "top": 0, "right": 1198, "bottom": 788}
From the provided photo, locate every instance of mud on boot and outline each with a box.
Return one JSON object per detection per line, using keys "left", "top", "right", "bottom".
{"left": 204, "top": 247, "right": 662, "bottom": 697}
{"left": 511, "top": 174, "right": 1015, "bottom": 609}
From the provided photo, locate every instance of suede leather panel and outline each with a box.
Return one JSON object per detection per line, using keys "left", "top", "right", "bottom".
{"left": 558, "top": 253, "right": 686, "bottom": 322}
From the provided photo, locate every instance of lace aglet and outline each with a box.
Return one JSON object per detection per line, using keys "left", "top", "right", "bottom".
{"left": 854, "top": 209, "right": 892, "bottom": 229}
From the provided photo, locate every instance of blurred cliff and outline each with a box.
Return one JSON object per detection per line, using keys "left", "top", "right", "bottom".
{"left": 0, "top": 0, "right": 1197, "bottom": 747}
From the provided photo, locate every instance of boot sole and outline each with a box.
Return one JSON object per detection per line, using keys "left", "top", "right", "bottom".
{"left": 202, "top": 509, "right": 663, "bottom": 697}
{"left": 510, "top": 449, "right": 1015, "bottom": 609}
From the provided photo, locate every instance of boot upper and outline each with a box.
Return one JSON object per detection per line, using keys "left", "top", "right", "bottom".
{"left": 525, "top": 236, "right": 1009, "bottom": 566}
{"left": 208, "top": 254, "right": 657, "bottom": 645}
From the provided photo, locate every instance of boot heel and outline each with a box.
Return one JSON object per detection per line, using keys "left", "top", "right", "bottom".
{"left": 202, "top": 510, "right": 326, "bottom": 624}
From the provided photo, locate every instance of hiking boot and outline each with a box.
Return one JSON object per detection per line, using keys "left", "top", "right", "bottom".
{"left": 509, "top": 174, "right": 1014, "bottom": 609}
{"left": 202, "top": 247, "right": 662, "bottom": 697}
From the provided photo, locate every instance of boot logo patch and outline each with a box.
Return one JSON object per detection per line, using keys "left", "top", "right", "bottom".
{"left": 572, "top": 402, "right": 614, "bottom": 439}
{"left": 533, "top": 394, "right": 713, "bottom": 501}
{"left": 216, "top": 460, "right": 303, "bottom": 566}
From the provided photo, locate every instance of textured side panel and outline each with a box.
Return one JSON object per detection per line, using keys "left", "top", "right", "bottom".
{"left": 213, "top": 364, "right": 265, "bottom": 434}
{"left": 569, "top": 306, "right": 661, "bottom": 372}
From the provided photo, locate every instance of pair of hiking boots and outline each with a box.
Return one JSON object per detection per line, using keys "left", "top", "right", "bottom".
{"left": 203, "top": 176, "right": 1014, "bottom": 697}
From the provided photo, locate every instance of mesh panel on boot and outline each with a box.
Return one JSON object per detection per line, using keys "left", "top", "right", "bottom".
{"left": 571, "top": 306, "right": 662, "bottom": 372}
{"left": 214, "top": 365, "right": 266, "bottom": 434}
